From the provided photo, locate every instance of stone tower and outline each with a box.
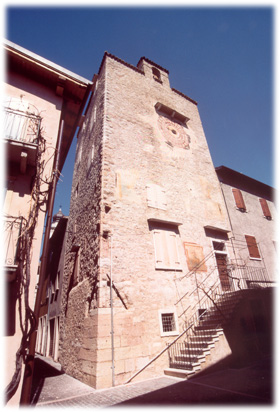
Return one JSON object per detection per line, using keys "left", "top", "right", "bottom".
{"left": 59, "top": 53, "right": 231, "bottom": 389}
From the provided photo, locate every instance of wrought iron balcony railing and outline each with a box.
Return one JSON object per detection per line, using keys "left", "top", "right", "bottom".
{"left": 3, "top": 216, "right": 24, "bottom": 268}
{"left": 4, "top": 106, "right": 41, "bottom": 145}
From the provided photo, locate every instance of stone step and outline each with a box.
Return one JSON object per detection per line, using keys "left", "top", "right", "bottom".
{"left": 180, "top": 348, "right": 205, "bottom": 356}
{"left": 164, "top": 368, "right": 196, "bottom": 379}
{"left": 169, "top": 361, "right": 201, "bottom": 371}
{"left": 180, "top": 345, "right": 209, "bottom": 356}
{"left": 190, "top": 336, "right": 217, "bottom": 344}
{"left": 175, "top": 353, "right": 205, "bottom": 363}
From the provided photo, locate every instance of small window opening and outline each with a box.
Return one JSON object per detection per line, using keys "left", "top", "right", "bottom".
{"left": 105, "top": 205, "right": 111, "bottom": 214}
{"left": 161, "top": 313, "right": 176, "bottom": 332}
{"left": 152, "top": 67, "right": 161, "bottom": 82}
{"left": 213, "top": 241, "right": 226, "bottom": 252}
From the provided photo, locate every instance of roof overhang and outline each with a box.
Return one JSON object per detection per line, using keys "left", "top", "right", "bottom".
{"left": 215, "top": 165, "right": 274, "bottom": 201}
{"left": 4, "top": 40, "right": 93, "bottom": 171}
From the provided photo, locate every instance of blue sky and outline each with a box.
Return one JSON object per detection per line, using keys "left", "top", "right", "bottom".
{"left": 5, "top": 4, "right": 274, "bottom": 216}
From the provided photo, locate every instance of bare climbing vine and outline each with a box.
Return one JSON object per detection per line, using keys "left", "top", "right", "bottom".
{"left": 5, "top": 116, "right": 55, "bottom": 403}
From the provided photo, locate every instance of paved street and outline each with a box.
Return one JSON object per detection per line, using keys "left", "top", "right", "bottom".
{"left": 31, "top": 354, "right": 274, "bottom": 407}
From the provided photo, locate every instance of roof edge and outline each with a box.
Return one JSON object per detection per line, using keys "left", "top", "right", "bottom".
{"left": 4, "top": 39, "right": 93, "bottom": 86}
{"left": 137, "top": 56, "right": 169, "bottom": 74}
{"left": 215, "top": 165, "right": 274, "bottom": 192}
{"left": 98, "top": 51, "right": 144, "bottom": 76}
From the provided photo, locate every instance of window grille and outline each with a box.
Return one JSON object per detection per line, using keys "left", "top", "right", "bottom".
{"left": 161, "top": 313, "right": 176, "bottom": 332}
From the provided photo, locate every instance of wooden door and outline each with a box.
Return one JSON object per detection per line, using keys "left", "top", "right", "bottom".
{"left": 216, "top": 253, "right": 231, "bottom": 291}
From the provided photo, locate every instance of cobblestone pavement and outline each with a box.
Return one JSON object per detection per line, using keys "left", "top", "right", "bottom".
{"left": 32, "top": 354, "right": 274, "bottom": 407}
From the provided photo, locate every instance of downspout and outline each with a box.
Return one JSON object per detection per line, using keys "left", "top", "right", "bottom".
{"left": 109, "top": 235, "right": 115, "bottom": 386}
{"left": 20, "top": 119, "right": 64, "bottom": 405}
{"left": 219, "top": 182, "right": 238, "bottom": 263}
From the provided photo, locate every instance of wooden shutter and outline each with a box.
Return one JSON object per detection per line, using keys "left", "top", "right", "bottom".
{"left": 153, "top": 228, "right": 181, "bottom": 270}
{"left": 146, "top": 184, "right": 155, "bottom": 207}
{"left": 232, "top": 188, "right": 246, "bottom": 210}
{"left": 259, "top": 198, "right": 272, "bottom": 219}
{"left": 153, "top": 230, "right": 164, "bottom": 268}
{"left": 245, "top": 235, "right": 261, "bottom": 259}
{"left": 147, "top": 184, "right": 167, "bottom": 210}
{"left": 4, "top": 97, "right": 29, "bottom": 141}
{"left": 157, "top": 186, "right": 167, "bottom": 210}
{"left": 166, "top": 232, "right": 181, "bottom": 269}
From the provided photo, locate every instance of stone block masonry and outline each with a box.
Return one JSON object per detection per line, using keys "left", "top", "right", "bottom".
{"left": 59, "top": 52, "right": 232, "bottom": 389}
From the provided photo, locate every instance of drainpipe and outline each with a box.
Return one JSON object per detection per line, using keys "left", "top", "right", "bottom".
{"left": 109, "top": 234, "right": 115, "bottom": 387}
{"left": 20, "top": 119, "right": 64, "bottom": 405}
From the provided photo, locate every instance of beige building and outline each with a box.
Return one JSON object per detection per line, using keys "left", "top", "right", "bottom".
{"left": 3, "top": 40, "right": 92, "bottom": 405}
{"left": 59, "top": 53, "right": 275, "bottom": 390}
{"left": 215, "top": 166, "right": 276, "bottom": 283}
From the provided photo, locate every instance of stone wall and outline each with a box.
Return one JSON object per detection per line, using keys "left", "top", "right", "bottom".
{"left": 59, "top": 54, "right": 232, "bottom": 388}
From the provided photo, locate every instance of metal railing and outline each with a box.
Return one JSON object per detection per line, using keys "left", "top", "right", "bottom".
{"left": 3, "top": 216, "right": 24, "bottom": 267}
{"left": 168, "top": 262, "right": 274, "bottom": 371}
{"left": 4, "top": 107, "right": 41, "bottom": 144}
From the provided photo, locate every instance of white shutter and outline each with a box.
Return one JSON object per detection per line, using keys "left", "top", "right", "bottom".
{"left": 153, "top": 230, "right": 164, "bottom": 268}
{"left": 157, "top": 186, "right": 167, "bottom": 210}
{"left": 146, "top": 184, "right": 155, "bottom": 207}
{"left": 4, "top": 97, "right": 29, "bottom": 141}
{"left": 153, "top": 228, "right": 182, "bottom": 270}
{"left": 147, "top": 184, "right": 167, "bottom": 210}
{"left": 167, "top": 232, "right": 181, "bottom": 269}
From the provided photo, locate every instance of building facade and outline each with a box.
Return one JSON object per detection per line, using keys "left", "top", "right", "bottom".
{"left": 36, "top": 210, "right": 68, "bottom": 363}
{"left": 4, "top": 43, "right": 275, "bottom": 401}
{"left": 58, "top": 53, "right": 249, "bottom": 389}
{"left": 215, "top": 166, "right": 276, "bottom": 282}
{"left": 3, "top": 40, "right": 92, "bottom": 405}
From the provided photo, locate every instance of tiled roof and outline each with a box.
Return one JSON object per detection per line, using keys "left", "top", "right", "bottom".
{"left": 137, "top": 56, "right": 169, "bottom": 74}
{"left": 98, "top": 51, "right": 144, "bottom": 75}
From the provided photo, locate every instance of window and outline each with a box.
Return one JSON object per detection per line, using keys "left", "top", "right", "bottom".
{"left": 162, "top": 313, "right": 175, "bottom": 332}
{"left": 146, "top": 184, "right": 167, "bottom": 210}
{"left": 232, "top": 188, "right": 246, "bottom": 211}
{"left": 54, "top": 271, "right": 60, "bottom": 301}
{"left": 152, "top": 67, "right": 162, "bottom": 82}
{"left": 4, "top": 97, "right": 29, "bottom": 141}
{"left": 50, "top": 282, "right": 55, "bottom": 303}
{"left": 75, "top": 184, "right": 79, "bottom": 198}
{"left": 212, "top": 241, "right": 226, "bottom": 252}
{"left": 151, "top": 223, "right": 182, "bottom": 270}
{"left": 259, "top": 198, "right": 272, "bottom": 219}
{"left": 159, "top": 309, "right": 179, "bottom": 336}
{"left": 245, "top": 235, "right": 261, "bottom": 259}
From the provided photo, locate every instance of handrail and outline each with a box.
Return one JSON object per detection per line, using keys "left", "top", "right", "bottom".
{"left": 125, "top": 253, "right": 273, "bottom": 383}
{"left": 125, "top": 307, "right": 211, "bottom": 384}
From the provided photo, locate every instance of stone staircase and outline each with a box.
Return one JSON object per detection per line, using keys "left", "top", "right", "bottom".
{"left": 165, "top": 289, "right": 249, "bottom": 378}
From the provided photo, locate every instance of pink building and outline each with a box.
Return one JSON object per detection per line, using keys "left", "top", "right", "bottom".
{"left": 3, "top": 40, "right": 92, "bottom": 406}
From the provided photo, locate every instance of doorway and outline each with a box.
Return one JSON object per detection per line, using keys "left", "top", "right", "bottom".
{"left": 213, "top": 241, "right": 231, "bottom": 291}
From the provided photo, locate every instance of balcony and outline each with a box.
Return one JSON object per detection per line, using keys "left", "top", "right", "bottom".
{"left": 4, "top": 104, "right": 41, "bottom": 173}
{"left": 3, "top": 216, "right": 24, "bottom": 281}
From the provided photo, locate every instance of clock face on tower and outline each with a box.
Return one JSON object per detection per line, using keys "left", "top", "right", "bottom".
{"left": 157, "top": 115, "right": 190, "bottom": 149}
